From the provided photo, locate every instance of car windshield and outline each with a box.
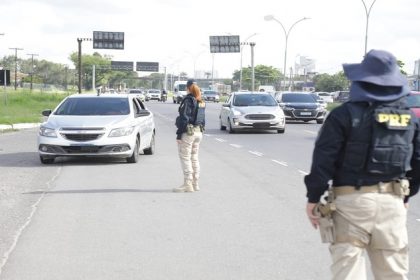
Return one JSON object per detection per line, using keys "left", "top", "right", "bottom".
{"left": 55, "top": 97, "right": 130, "bottom": 115}
{"left": 233, "top": 94, "right": 277, "bottom": 106}
{"left": 178, "top": 84, "right": 187, "bottom": 91}
{"left": 407, "top": 94, "right": 420, "bottom": 108}
{"left": 282, "top": 93, "right": 317, "bottom": 103}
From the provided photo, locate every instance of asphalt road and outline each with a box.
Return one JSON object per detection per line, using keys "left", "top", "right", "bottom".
{"left": 0, "top": 100, "right": 419, "bottom": 279}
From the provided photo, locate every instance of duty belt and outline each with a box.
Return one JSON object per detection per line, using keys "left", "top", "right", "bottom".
{"left": 333, "top": 182, "right": 394, "bottom": 196}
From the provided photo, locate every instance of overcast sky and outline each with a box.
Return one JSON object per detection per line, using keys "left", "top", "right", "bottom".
{"left": 1, "top": 0, "right": 419, "bottom": 78}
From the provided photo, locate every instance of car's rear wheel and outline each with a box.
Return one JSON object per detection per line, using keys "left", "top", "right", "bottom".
{"left": 126, "top": 138, "right": 140, "bottom": 163}
{"left": 143, "top": 133, "right": 155, "bottom": 155}
{"left": 40, "top": 156, "right": 55, "bottom": 164}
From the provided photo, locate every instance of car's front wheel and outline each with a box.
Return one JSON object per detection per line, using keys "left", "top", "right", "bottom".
{"left": 40, "top": 156, "right": 55, "bottom": 164}
{"left": 220, "top": 117, "right": 226, "bottom": 131}
{"left": 228, "top": 119, "right": 236, "bottom": 134}
{"left": 126, "top": 138, "right": 140, "bottom": 163}
{"left": 316, "top": 119, "right": 324, "bottom": 124}
{"left": 277, "top": 129, "right": 285, "bottom": 134}
{"left": 143, "top": 133, "right": 155, "bottom": 155}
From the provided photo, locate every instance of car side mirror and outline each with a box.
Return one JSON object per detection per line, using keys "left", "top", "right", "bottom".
{"left": 42, "top": 109, "right": 52, "bottom": 116}
{"left": 222, "top": 103, "right": 230, "bottom": 107}
{"left": 136, "top": 110, "right": 151, "bottom": 117}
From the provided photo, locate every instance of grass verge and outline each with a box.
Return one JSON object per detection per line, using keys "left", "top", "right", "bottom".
{"left": 0, "top": 89, "right": 68, "bottom": 124}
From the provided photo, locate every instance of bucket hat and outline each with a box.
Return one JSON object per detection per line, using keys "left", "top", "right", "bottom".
{"left": 343, "top": 49, "right": 409, "bottom": 101}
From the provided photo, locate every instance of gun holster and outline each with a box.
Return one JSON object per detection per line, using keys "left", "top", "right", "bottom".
{"left": 314, "top": 202, "right": 336, "bottom": 244}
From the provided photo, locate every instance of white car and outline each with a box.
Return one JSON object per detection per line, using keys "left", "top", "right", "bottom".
{"left": 128, "top": 89, "right": 146, "bottom": 102}
{"left": 219, "top": 92, "right": 286, "bottom": 133}
{"left": 315, "top": 92, "right": 334, "bottom": 103}
{"left": 38, "top": 93, "right": 155, "bottom": 164}
{"left": 147, "top": 89, "right": 162, "bottom": 101}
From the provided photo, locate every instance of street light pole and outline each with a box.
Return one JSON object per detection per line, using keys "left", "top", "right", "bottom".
{"left": 361, "top": 0, "right": 377, "bottom": 55}
{"left": 9, "top": 47, "right": 24, "bottom": 90}
{"left": 27, "top": 53, "right": 39, "bottom": 91}
{"left": 264, "top": 15, "right": 310, "bottom": 91}
{"left": 240, "top": 33, "right": 258, "bottom": 90}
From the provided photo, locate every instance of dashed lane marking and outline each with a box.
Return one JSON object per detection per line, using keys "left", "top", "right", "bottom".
{"left": 298, "top": 170, "right": 309, "bottom": 175}
{"left": 304, "top": 130, "right": 317, "bottom": 135}
{"left": 229, "top": 144, "right": 242, "bottom": 148}
{"left": 249, "top": 151, "right": 263, "bottom": 157}
{"left": 417, "top": 219, "right": 420, "bottom": 222}
{"left": 272, "top": 160, "right": 288, "bottom": 166}
{"left": 215, "top": 138, "right": 227, "bottom": 142}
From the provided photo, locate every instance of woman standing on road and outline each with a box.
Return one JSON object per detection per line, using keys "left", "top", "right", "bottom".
{"left": 174, "top": 79, "right": 206, "bottom": 193}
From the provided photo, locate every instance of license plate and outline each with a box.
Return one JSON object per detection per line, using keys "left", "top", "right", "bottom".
{"left": 300, "top": 112, "right": 312, "bottom": 116}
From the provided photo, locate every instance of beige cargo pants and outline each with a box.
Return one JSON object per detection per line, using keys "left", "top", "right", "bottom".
{"left": 178, "top": 127, "right": 203, "bottom": 187}
{"left": 330, "top": 192, "right": 408, "bottom": 280}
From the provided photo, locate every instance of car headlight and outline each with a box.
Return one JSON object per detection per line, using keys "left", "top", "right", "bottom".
{"left": 109, "top": 126, "right": 135, "bottom": 137}
{"left": 39, "top": 126, "right": 57, "bottom": 137}
{"left": 232, "top": 108, "right": 244, "bottom": 116}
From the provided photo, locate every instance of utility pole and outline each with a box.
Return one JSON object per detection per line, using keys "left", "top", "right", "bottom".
{"left": 250, "top": 42, "right": 256, "bottom": 91}
{"left": 9, "top": 47, "right": 23, "bottom": 90}
{"left": 27, "top": 53, "right": 39, "bottom": 90}
{"left": 77, "top": 38, "right": 92, "bottom": 93}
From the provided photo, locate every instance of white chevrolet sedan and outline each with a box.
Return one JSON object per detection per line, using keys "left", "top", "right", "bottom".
{"left": 38, "top": 93, "right": 155, "bottom": 164}
{"left": 219, "top": 92, "right": 286, "bottom": 133}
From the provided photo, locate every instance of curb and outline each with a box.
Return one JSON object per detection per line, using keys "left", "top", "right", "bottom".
{"left": 0, "top": 123, "right": 40, "bottom": 131}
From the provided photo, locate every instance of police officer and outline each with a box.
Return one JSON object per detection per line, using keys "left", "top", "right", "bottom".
{"left": 174, "top": 79, "right": 205, "bottom": 192}
{"left": 304, "top": 50, "right": 420, "bottom": 279}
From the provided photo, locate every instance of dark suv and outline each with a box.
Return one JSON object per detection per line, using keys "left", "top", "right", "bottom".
{"left": 278, "top": 92, "right": 327, "bottom": 124}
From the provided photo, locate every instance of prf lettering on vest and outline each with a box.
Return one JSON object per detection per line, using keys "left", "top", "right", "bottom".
{"left": 377, "top": 113, "right": 411, "bottom": 127}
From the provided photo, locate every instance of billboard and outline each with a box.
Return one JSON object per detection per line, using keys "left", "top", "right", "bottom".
{"left": 111, "top": 61, "right": 133, "bottom": 71}
{"left": 136, "top": 62, "right": 159, "bottom": 72}
{"left": 209, "top": 35, "right": 240, "bottom": 53}
{"left": 0, "top": 69, "right": 11, "bottom": 86}
{"left": 93, "top": 31, "right": 124, "bottom": 49}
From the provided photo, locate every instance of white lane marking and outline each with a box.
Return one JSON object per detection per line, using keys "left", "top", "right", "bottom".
{"left": 272, "top": 160, "right": 288, "bottom": 166}
{"left": 298, "top": 170, "right": 309, "bottom": 175}
{"left": 304, "top": 130, "right": 317, "bottom": 135}
{"left": 249, "top": 151, "right": 263, "bottom": 157}
{"left": 229, "top": 144, "right": 242, "bottom": 148}
{"left": 215, "top": 138, "right": 227, "bottom": 142}
{"left": 203, "top": 133, "right": 212, "bottom": 137}
{"left": 0, "top": 167, "right": 62, "bottom": 276}
{"left": 417, "top": 219, "right": 420, "bottom": 222}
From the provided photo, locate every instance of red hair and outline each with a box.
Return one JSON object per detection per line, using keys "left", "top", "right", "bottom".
{"left": 188, "top": 83, "right": 202, "bottom": 102}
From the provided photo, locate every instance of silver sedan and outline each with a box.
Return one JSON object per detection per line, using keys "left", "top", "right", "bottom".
{"left": 219, "top": 92, "right": 286, "bottom": 133}
{"left": 38, "top": 94, "right": 155, "bottom": 164}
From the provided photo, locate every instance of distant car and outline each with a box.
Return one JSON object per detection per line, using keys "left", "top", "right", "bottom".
{"left": 309, "top": 93, "right": 327, "bottom": 109}
{"left": 202, "top": 90, "right": 220, "bottom": 102}
{"left": 128, "top": 89, "right": 146, "bottom": 102}
{"left": 335, "top": 91, "right": 350, "bottom": 103}
{"left": 278, "top": 92, "right": 327, "bottom": 124}
{"left": 315, "top": 92, "right": 334, "bottom": 103}
{"left": 407, "top": 91, "right": 420, "bottom": 118}
{"left": 219, "top": 92, "right": 286, "bottom": 133}
{"left": 147, "top": 89, "right": 162, "bottom": 101}
{"left": 38, "top": 94, "right": 155, "bottom": 164}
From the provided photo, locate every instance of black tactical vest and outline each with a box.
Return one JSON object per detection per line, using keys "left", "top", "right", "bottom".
{"left": 339, "top": 99, "right": 415, "bottom": 180}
